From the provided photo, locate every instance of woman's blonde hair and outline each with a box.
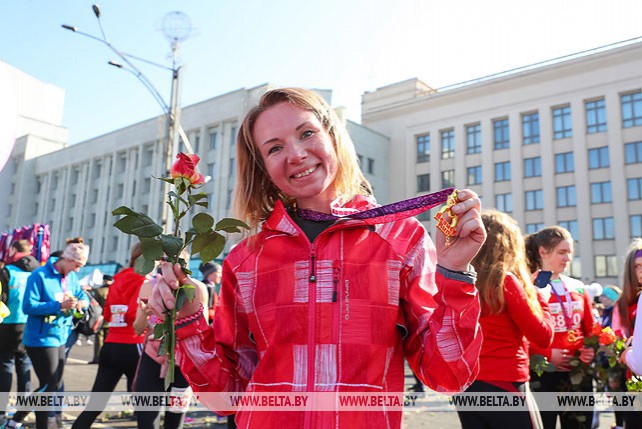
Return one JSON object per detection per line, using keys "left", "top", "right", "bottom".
{"left": 618, "top": 238, "right": 642, "bottom": 334}
{"left": 233, "top": 87, "right": 372, "bottom": 232}
{"left": 472, "top": 210, "right": 539, "bottom": 315}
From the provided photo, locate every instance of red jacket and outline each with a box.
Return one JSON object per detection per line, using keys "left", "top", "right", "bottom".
{"left": 477, "top": 273, "right": 554, "bottom": 382}
{"left": 176, "top": 198, "right": 482, "bottom": 428}
{"left": 104, "top": 267, "right": 147, "bottom": 344}
{"left": 529, "top": 275, "right": 595, "bottom": 360}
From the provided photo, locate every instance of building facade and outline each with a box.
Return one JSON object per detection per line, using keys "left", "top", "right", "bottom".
{"left": 3, "top": 79, "right": 389, "bottom": 266}
{"left": 361, "top": 39, "right": 642, "bottom": 283}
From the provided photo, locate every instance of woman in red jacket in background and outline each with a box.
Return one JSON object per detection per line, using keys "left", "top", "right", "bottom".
{"left": 72, "top": 243, "right": 148, "bottom": 429}
{"left": 456, "top": 210, "right": 554, "bottom": 429}
{"left": 526, "top": 226, "right": 596, "bottom": 429}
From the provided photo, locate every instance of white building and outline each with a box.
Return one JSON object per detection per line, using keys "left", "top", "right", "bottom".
{"left": 2, "top": 75, "right": 389, "bottom": 266}
{"left": 361, "top": 38, "right": 642, "bottom": 283}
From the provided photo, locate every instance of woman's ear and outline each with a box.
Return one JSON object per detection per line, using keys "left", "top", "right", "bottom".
{"left": 538, "top": 246, "right": 547, "bottom": 259}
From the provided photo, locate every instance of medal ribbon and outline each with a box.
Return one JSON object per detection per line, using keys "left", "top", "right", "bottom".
{"left": 296, "top": 187, "right": 455, "bottom": 225}
{"left": 550, "top": 280, "right": 574, "bottom": 331}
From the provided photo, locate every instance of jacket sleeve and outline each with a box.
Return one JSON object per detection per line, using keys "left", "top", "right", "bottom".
{"left": 625, "top": 293, "right": 642, "bottom": 375}
{"left": 401, "top": 230, "right": 482, "bottom": 393}
{"left": 504, "top": 275, "right": 554, "bottom": 349}
{"left": 22, "top": 273, "right": 60, "bottom": 316}
{"left": 174, "top": 259, "right": 255, "bottom": 413}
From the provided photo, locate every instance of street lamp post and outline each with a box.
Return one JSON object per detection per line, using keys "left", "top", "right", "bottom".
{"left": 62, "top": 5, "right": 194, "bottom": 232}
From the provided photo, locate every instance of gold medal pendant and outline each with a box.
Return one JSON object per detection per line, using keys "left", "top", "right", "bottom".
{"left": 434, "top": 189, "right": 460, "bottom": 247}
{"left": 567, "top": 330, "right": 578, "bottom": 343}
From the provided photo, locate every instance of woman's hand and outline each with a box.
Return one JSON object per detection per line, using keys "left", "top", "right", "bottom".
{"left": 148, "top": 262, "right": 202, "bottom": 320}
{"left": 550, "top": 348, "right": 572, "bottom": 371}
{"left": 436, "top": 189, "right": 485, "bottom": 271}
{"left": 578, "top": 346, "right": 595, "bottom": 365}
{"left": 60, "top": 295, "right": 77, "bottom": 311}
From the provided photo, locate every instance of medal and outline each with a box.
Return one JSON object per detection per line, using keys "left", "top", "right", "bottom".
{"left": 567, "top": 330, "right": 578, "bottom": 343}
{"left": 434, "top": 189, "right": 459, "bottom": 246}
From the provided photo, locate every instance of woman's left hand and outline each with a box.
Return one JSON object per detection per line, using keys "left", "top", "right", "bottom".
{"left": 435, "top": 189, "right": 485, "bottom": 271}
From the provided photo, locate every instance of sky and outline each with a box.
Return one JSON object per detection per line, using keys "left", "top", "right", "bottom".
{"left": 2, "top": 0, "right": 642, "bottom": 145}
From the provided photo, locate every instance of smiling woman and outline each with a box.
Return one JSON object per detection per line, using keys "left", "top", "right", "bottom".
{"left": 147, "top": 87, "right": 487, "bottom": 428}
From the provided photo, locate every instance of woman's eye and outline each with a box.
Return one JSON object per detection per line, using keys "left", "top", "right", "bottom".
{"left": 267, "top": 146, "right": 281, "bottom": 155}
{"left": 301, "top": 130, "right": 314, "bottom": 139}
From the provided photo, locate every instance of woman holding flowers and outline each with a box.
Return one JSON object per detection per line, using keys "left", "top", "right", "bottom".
{"left": 148, "top": 87, "right": 485, "bottom": 428}
{"left": 456, "top": 210, "right": 554, "bottom": 429}
{"left": 525, "top": 226, "right": 596, "bottom": 429}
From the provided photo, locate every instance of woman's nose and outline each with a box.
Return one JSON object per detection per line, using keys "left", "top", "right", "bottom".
{"left": 286, "top": 141, "right": 307, "bottom": 163}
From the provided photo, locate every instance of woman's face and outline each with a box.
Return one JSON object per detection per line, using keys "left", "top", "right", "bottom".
{"left": 540, "top": 238, "right": 573, "bottom": 275}
{"left": 633, "top": 256, "right": 642, "bottom": 285}
{"left": 253, "top": 102, "right": 339, "bottom": 213}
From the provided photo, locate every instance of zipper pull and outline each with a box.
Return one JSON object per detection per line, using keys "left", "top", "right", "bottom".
{"left": 332, "top": 267, "right": 340, "bottom": 302}
{"left": 309, "top": 253, "right": 316, "bottom": 282}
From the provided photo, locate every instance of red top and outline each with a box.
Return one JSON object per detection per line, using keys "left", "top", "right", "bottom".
{"left": 104, "top": 267, "right": 147, "bottom": 344}
{"left": 529, "top": 275, "right": 596, "bottom": 360}
{"left": 478, "top": 273, "right": 554, "bottom": 382}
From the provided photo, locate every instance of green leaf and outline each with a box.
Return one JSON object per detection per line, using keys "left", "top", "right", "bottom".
{"left": 191, "top": 231, "right": 214, "bottom": 254}
{"left": 182, "top": 284, "right": 196, "bottom": 302}
{"left": 161, "top": 234, "right": 183, "bottom": 259}
{"left": 175, "top": 288, "right": 188, "bottom": 311}
{"left": 194, "top": 201, "right": 209, "bottom": 208}
{"left": 112, "top": 206, "right": 137, "bottom": 216}
{"left": 153, "top": 323, "right": 165, "bottom": 340}
{"left": 215, "top": 218, "right": 250, "bottom": 233}
{"left": 200, "top": 233, "right": 226, "bottom": 262}
{"left": 141, "top": 238, "right": 163, "bottom": 262}
{"left": 114, "top": 214, "right": 163, "bottom": 238}
{"left": 158, "top": 337, "right": 167, "bottom": 357}
{"left": 133, "top": 255, "right": 156, "bottom": 275}
{"left": 155, "top": 176, "right": 175, "bottom": 184}
{"left": 193, "top": 213, "right": 215, "bottom": 233}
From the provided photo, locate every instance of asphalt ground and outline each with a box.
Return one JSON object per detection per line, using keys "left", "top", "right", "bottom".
{"left": 7, "top": 339, "right": 617, "bottom": 428}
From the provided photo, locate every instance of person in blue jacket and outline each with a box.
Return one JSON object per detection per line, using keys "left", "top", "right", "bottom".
{"left": 4, "top": 239, "right": 89, "bottom": 429}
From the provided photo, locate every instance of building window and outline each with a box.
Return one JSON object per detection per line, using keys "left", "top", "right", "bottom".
{"left": 441, "top": 129, "right": 455, "bottom": 159}
{"left": 207, "top": 193, "right": 214, "bottom": 209}
{"left": 70, "top": 194, "right": 76, "bottom": 208}
{"left": 143, "top": 178, "right": 151, "bottom": 193}
{"left": 628, "top": 178, "right": 642, "bottom": 200}
{"left": 525, "top": 189, "right": 543, "bottom": 210}
{"left": 417, "top": 174, "right": 430, "bottom": 193}
{"left": 526, "top": 223, "right": 545, "bottom": 234}
{"left": 522, "top": 112, "right": 540, "bottom": 145}
{"left": 194, "top": 132, "right": 200, "bottom": 153}
{"left": 442, "top": 170, "right": 454, "bottom": 188}
{"left": 588, "top": 147, "right": 609, "bottom": 169}
{"left": 559, "top": 220, "right": 579, "bottom": 241}
{"left": 524, "top": 157, "right": 542, "bottom": 178}
{"left": 593, "top": 217, "right": 615, "bottom": 240}
{"left": 229, "top": 158, "right": 236, "bottom": 177}
{"left": 495, "top": 193, "right": 512, "bottom": 213}
{"left": 209, "top": 128, "right": 218, "bottom": 150}
{"left": 555, "top": 152, "right": 574, "bottom": 174}
{"left": 416, "top": 211, "right": 432, "bottom": 222}
{"left": 208, "top": 163, "right": 216, "bottom": 179}
{"left": 553, "top": 105, "right": 572, "bottom": 139}
{"left": 71, "top": 169, "right": 80, "bottom": 184}
{"left": 416, "top": 134, "right": 430, "bottom": 163}
{"left": 467, "top": 166, "right": 482, "bottom": 186}
{"left": 586, "top": 98, "right": 607, "bottom": 133}
{"left": 494, "top": 161, "right": 511, "bottom": 182}
{"left": 89, "top": 213, "right": 96, "bottom": 227}
{"left": 557, "top": 185, "right": 576, "bottom": 208}
{"left": 117, "top": 184, "right": 124, "bottom": 197}
{"left": 367, "top": 158, "right": 375, "bottom": 175}
{"left": 36, "top": 178, "right": 42, "bottom": 194}
{"left": 631, "top": 215, "right": 642, "bottom": 238}
{"left": 595, "top": 255, "right": 618, "bottom": 277}
{"left": 591, "top": 181, "right": 612, "bottom": 204}
{"left": 625, "top": 141, "right": 642, "bottom": 164}
{"left": 143, "top": 146, "right": 153, "bottom": 166}
{"left": 622, "top": 91, "right": 642, "bottom": 128}
{"left": 493, "top": 118, "right": 509, "bottom": 150}
{"left": 231, "top": 126, "right": 237, "bottom": 146}
{"left": 466, "top": 124, "right": 481, "bottom": 154}
{"left": 118, "top": 155, "right": 127, "bottom": 173}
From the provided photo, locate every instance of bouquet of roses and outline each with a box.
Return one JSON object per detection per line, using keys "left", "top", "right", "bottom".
{"left": 112, "top": 152, "right": 248, "bottom": 387}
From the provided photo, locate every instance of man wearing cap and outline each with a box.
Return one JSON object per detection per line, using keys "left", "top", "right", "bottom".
{"left": 199, "top": 262, "right": 222, "bottom": 324}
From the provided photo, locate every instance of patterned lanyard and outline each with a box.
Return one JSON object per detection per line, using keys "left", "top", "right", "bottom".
{"left": 550, "top": 279, "right": 573, "bottom": 330}
{"left": 296, "top": 187, "right": 455, "bottom": 224}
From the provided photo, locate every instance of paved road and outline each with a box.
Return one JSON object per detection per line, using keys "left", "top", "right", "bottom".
{"left": 9, "top": 339, "right": 617, "bottom": 428}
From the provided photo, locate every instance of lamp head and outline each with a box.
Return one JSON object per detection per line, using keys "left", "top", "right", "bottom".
{"left": 92, "top": 4, "right": 101, "bottom": 18}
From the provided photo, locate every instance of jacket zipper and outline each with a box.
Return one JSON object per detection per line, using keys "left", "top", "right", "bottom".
{"left": 306, "top": 246, "right": 317, "bottom": 429}
{"left": 332, "top": 263, "right": 341, "bottom": 343}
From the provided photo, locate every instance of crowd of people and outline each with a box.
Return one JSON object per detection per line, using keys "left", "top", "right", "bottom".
{"left": 1, "top": 87, "right": 642, "bottom": 429}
